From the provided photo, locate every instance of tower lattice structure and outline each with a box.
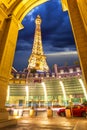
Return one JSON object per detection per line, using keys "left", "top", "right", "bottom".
{"left": 27, "top": 15, "right": 49, "bottom": 72}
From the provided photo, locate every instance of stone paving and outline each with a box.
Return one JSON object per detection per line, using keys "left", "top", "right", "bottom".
{"left": 0, "top": 117, "right": 75, "bottom": 130}
{"left": 0, "top": 111, "right": 87, "bottom": 130}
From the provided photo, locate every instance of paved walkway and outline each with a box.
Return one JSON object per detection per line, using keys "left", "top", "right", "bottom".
{"left": 18, "top": 116, "right": 87, "bottom": 130}
{"left": 0, "top": 111, "right": 87, "bottom": 130}
{"left": 73, "top": 119, "right": 87, "bottom": 130}
{"left": 0, "top": 116, "right": 76, "bottom": 130}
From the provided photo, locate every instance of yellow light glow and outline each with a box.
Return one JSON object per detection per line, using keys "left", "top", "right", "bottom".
{"left": 59, "top": 81, "right": 67, "bottom": 100}
{"left": 27, "top": 15, "right": 49, "bottom": 72}
{"left": 41, "top": 82, "right": 47, "bottom": 102}
{"left": 26, "top": 85, "right": 29, "bottom": 101}
{"left": 7, "top": 85, "right": 10, "bottom": 101}
{"left": 79, "top": 79, "right": 87, "bottom": 100}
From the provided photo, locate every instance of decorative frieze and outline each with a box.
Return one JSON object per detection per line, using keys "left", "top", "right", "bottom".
{"left": 0, "top": 8, "right": 7, "bottom": 30}
{"left": 1, "top": 0, "right": 16, "bottom": 9}
{"left": 77, "top": 0, "right": 87, "bottom": 32}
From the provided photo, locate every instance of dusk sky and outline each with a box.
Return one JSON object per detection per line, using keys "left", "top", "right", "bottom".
{"left": 13, "top": 0, "right": 79, "bottom": 71}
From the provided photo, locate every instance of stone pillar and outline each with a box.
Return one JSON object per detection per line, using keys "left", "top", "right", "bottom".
{"left": 0, "top": 14, "right": 21, "bottom": 120}
{"left": 67, "top": 0, "right": 87, "bottom": 91}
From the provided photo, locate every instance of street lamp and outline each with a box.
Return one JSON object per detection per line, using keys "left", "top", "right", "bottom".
{"left": 25, "top": 69, "right": 30, "bottom": 107}
{"left": 41, "top": 82, "right": 47, "bottom": 106}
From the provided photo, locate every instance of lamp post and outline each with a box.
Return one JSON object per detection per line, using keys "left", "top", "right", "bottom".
{"left": 25, "top": 85, "right": 29, "bottom": 107}
{"left": 6, "top": 85, "right": 10, "bottom": 105}
{"left": 25, "top": 69, "right": 30, "bottom": 107}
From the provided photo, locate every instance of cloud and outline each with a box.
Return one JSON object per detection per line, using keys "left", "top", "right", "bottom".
{"left": 13, "top": 51, "right": 79, "bottom": 71}
{"left": 16, "top": 40, "right": 32, "bottom": 52}
{"left": 17, "top": 0, "right": 76, "bottom": 52}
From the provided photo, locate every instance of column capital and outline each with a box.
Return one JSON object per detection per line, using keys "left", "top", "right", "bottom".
{"left": 61, "top": 0, "right": 68, "bottom": 11}
{"left": 0, "top": 8, "right": 7, "bottom": 17}
{"left": 0, "top": 8, "right": 7, "bottom": 30}
{"left": 8, "top": 14, "right": 24, "bottom": 30}
{"left": 0, "top": 76, "right": 8, "bottom": 82}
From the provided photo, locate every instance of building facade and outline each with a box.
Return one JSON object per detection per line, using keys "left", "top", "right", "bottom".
{"left": 7, "top": 64, "right": 87, "bottom": 107}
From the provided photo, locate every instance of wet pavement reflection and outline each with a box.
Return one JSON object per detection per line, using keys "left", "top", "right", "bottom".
{"left": 0, "top": 111, "right": 87, "bottom": 130}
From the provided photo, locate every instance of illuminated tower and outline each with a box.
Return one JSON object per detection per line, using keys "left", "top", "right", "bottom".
{"left": 27, "top": 15, "right": 49, "bottom": 72}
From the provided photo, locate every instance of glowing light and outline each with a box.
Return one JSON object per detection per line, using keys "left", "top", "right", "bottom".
{"left": 26, "top": 85, "right": 29, "bottom": 102}
{"left": 79, "top": 79, "right": 87, "bottom": 100}
{"left": 59, "top": 76, "right": 61, "bottom": 78}
{"left": 7, "top": 85, "right": 10, "bottom": 101}
{"left": 41, "top": 82, "right": 47, "bottom": 102}
{"left": 59, "top": 81, "right": 67, "bottom": 101}
{"left": 27, "top": 15, "right": 49, "bottom": 72}
{"left": 46, "top": 51, "right": 77, "bottom": 56}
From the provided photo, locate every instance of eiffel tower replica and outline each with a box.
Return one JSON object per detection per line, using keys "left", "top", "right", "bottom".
{"left": 27, "top": 15, "right": 49, "bottom": 72}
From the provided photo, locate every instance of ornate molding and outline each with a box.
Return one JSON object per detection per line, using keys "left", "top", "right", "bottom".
{"left": 7, "top": 14, "right": 24, "bottom": 30}
{"left": 77, "top": 0, "right": 87, "bottom": 32}
{"left": 61, "top": 0, "right": 68, "bottom": 11}
{"left": 1, "top": 0, "right": 16, "bottom": 9}
{"left": 0, "top": 8, "right": 7, "bottom": 30}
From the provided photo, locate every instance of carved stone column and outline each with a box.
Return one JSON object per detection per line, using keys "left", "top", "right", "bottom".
{"left": 0, "top": 14, "right": 20, "bottom": 120}
{"left": 67, "top": 0, "right": 87, "bottom": 91}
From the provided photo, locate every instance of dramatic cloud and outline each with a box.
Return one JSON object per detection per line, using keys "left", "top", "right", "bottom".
{"left": 13, "top": 0, "right": 77, "bottom": 71}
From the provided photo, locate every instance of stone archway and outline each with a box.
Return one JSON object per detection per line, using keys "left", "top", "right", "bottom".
{"left": 0, "top": 0, "right": 87, "bottom": 120}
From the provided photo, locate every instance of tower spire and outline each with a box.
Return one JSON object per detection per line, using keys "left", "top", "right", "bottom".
{"left": 27, "top": 15, "right": 49, "bottom": 72}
